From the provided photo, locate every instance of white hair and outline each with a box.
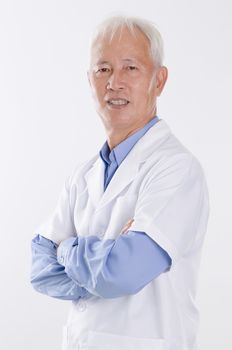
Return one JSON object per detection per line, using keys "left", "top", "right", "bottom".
{"left": 88, "top": 15, "right": 164, "bottom": 68}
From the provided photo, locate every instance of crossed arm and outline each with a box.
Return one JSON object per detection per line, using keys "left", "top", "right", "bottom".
{"left": 30, "top": 219, "right": 171, "bottom": 300}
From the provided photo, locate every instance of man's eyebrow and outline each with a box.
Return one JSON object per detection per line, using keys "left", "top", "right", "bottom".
{"left": 96, "top": 60, "right": 110, "bottom": 65}
{"left": 122, "top": 58, "right": 137, "bottom": 62}
{"left": 95, "top": 58, "right": 140, "bottom": 65}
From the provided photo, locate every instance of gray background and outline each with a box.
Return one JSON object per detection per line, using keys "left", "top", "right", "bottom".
{"left": 0, "top": 0, "right": 231, "bottom": 349}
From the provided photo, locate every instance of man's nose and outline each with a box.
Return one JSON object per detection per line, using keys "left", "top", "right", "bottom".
{"left": 106, "top": 71, "right": 125, "bottom": 91}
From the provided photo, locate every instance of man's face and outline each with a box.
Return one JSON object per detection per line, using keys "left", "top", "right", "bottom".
{"left": 88, "top": 26, "right": 167, "bottom": 132}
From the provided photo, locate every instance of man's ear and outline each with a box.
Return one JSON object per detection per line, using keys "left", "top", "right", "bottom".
{"left": 156, "top": 66, "right": 168, "bottom": 96}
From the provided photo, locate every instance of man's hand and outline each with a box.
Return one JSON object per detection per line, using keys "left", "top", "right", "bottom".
{"left": 120, "top": 219, "right": 134, "bottom": 234}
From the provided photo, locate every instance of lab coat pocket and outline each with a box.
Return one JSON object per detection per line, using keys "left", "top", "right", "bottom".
{"left": 86, "top": 330, "right": 164, "bottom": 350}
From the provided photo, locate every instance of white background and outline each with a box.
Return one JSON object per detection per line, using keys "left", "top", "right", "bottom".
{"left": 0, "top": 0, "right": 231, "bottom": 349}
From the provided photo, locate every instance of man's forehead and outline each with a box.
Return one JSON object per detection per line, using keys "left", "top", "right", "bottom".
{"left": 90, "top": 27, "right": 153, "bottom": 67}
{"left": 91, "top": 42, "right": 152, "bottom": 66}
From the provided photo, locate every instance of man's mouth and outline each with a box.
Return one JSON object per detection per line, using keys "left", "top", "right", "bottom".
{"left": 107, "top": 98, "right": 130, "bottom": 106}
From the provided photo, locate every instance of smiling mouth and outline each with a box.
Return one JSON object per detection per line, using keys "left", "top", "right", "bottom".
{"left": 107, "top": 98, "right": 130, "bottom": 106}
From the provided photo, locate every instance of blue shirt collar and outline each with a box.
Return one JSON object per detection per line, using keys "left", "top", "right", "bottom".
{"left": 99, "top": 115, "right": 160, "bottom": 167}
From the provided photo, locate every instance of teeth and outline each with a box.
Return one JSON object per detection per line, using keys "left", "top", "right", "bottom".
{"left": 108, "top": 99, "right": 128, "bottom": 105}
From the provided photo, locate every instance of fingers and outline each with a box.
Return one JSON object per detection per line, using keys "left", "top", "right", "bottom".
{"left": 121, "top": 219, "right": 134, "bottom": 234}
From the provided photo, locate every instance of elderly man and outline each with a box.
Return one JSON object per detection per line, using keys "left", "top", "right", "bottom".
{"left": 31, "top": 15, "right": 209, "bottom": 350}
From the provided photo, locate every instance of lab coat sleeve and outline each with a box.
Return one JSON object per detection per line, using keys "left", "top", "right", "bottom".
{"left": 56, "top": 230, "right": 171, "bottom": 298}
{"left": 33, "top": 175, "right": 77, "bottom": 245}
{"left": 30, "top": 164, "right": 92, "bottom": 300}
{"left": 30, "top": 234, "right": 92, "bottom": 300}
{"left": 129, "top": 155, "right": 210, "bottom": 266}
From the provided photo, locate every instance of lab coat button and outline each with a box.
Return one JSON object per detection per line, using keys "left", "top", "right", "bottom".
{"left": 77, "top": 300, "right": 87, "bottom": 312}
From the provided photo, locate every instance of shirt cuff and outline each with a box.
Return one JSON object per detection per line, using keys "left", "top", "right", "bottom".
{"left": 33, "top": 234, "right": 59, "bottom": 250}
{"left": 57, "top": 236, "right": 78, "bottom": 266}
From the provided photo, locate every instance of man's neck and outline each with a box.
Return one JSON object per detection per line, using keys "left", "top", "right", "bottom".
{"left": 105, "top": 116, "right": 157, "bottom": 150}
{"left": 106, "top": 127, "right": 142, "bottom": 150}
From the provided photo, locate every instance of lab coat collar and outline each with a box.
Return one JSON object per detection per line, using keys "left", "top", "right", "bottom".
{"left": 84, "top": 119, "right": 171, "bottom": 210}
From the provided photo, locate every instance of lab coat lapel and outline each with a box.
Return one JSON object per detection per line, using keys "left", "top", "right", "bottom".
{"left": 84, "top": 157, "right": 105, "bottom": 207}
{"left": 84, "top": 119, "right": 171, "bottom": 210}
{"left": 83, "top": 149, "right": 140, "bottom": 210}
{"left": 99, "top": 147, "right": 142, "bottom": 208}
{"left": 100, "top": 119, "right": 172, "bottom": 208}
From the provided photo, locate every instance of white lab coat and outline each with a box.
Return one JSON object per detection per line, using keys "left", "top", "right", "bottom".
{"left": 38, "top": 119, "right": 209, "bottom": 350}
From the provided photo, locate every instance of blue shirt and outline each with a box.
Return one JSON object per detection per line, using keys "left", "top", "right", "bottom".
{"left": 100, "top": 116, "right": 161, "bottom": 190}
{"left": 31, "top": 116, "right": 171, "bottom": 300}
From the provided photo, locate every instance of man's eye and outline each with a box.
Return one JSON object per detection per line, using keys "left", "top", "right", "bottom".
{"left": 127, "top": 66, "right": 137, "bottom": 70}
{"left": 97, "top": 68, "right": 110, "bottom": 73}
